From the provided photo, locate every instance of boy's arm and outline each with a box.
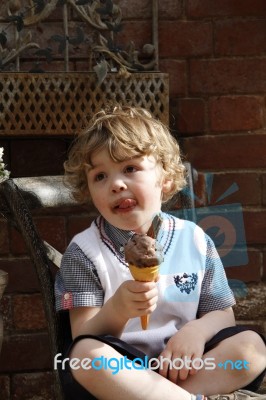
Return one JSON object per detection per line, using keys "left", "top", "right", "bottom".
{"left": 164, "top": 306, "right": 235, "bottom": 361}
{"left": 69, "top": 279, "right": 158, "bottom": 339}
{"left": 158, "top": 307, "right": 235, "bottom": 382}
{"left": 69, "top": 301, "right": 128, "bottom": 339}
{"left": 185, "top": 306, "right": 235, "bottom": 342}
{"left": 57, "top": 244, "right": 155, "bottom": 338}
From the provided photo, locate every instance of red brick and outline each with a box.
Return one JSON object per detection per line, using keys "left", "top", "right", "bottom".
{"left": 10, "top": 140, "right": 67, "bottom": 177}
{"left": 160, "top": 60, "right": 187, "bottom": 96}
{"left": 20, "top": 60, "right": 74, "bottom": 73}
{"left": 262, "top": 174, "right": 266, "bottom": 206}
{"left": 209, "top": 96, "right": 264, "bottom": 132}
{"left": 67, "top": 215, "right": 96, "bottom": 243}
{"left": 116, "top": 21, "right": 152, "bottom": 50}
{"left": 9, "top": 229, "right": 27, "bottom": 256}
{"left": 12, "top": 372, "right": 54, "bottom": 400}
{"left": 193, "top": 172, "right": 206, "bottom": 207}
{"left": 159, "top": 21, "right": 212, "bottom": 58}
{"left": 115, "top": 0, "right": 150, "bottom": 19}
{"left": 159, "top": 0, "right": 183, "bottom": 19}
{"left": 225, "top": 250, "right": 261, "bottom": 283}
{"left": 181, "top": 134, "right": 266, "bottom": 170}
{"left": 215, "top": 20, "right": 266, "bottom": 57}
{"left": 263, "top": 252, "right": 266, "bottom": 281}
{"left": 209, "top": 173, "right": 261, "bottom": 207}
{"left": 36, "top": 217, "right": 66, "bottom": 253}
{"left": 13, "top": 294, "right": 47, "bottom": 331}
{"left": 0, "top": 295, "right": 12, "bottom": 333}
{"left": 10, "top": 216, "right": 66, "bottom": 255}
{"left": 187, "top": 0, "right": 266, "bottom": 18}
{"left": 177, "top": 98, "right": 206, "bottom": 135}
{"left": 0, "top": 333, "right": 51, "bottom": 371}
{"left": 0, "top": 375, "right": 10, "bottom": 399}
{"left": 244, "top": 210, "right": 266, "bottom": 245}
{"left": 0, "top": 220, "right": 9, "bottom": 255}
{"left": 119, "top": 0, "right": 182, "bottom": 20}
{"left": 190, "top": 58, "right": 266, "bottom": 94}
{"left": 0, "top": 259, "right": 40, "bottom": 294}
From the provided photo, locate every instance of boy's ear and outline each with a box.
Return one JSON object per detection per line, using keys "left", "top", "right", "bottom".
{"left": 162, "top": 178, "right": 173, "bottom": 193}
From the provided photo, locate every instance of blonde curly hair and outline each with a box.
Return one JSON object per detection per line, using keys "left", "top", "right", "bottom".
{"left": 64, "top": 105, "right": 186, "bottom": 203}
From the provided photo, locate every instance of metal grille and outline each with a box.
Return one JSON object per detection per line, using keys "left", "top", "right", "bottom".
{"left": 0, "top": 72, "right": 169, "bottom": 136}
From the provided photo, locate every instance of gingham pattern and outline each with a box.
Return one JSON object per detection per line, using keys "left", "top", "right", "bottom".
{"left": 55, "top": 241, "right": 104, "bottom": 310}
{"left": 55, "top": 214, "right": 235, "bottom": 313}
{"left": 197, "top": 235, "right": 236, "bottom": 315}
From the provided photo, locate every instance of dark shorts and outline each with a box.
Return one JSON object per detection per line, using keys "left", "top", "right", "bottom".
{"left": 59, "top": 325, "right": 266, "bottom": 400}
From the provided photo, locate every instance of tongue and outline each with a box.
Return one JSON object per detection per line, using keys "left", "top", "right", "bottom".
{"left": 119, "top": 199, "right": 136, "bottom": 209}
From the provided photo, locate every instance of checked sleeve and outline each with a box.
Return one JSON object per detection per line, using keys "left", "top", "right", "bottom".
{"left": 197, "top": 236, "right": 236, "bottom": 315}
{"left": 54, "top": 242, "right": 104, "bottom": 311}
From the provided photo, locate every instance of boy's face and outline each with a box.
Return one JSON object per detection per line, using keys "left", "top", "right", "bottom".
{"left": 86, "top": 148, "right": 171, "bottom": 233}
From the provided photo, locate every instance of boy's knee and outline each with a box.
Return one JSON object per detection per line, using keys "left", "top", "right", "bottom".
{"left": 236, "top": 331, "right": 265, "bottom": 355}
{"left": 235, "top": 331, "right": 266, "bottom": 376}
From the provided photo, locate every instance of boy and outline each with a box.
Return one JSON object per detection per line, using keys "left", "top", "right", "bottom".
{"left": 55, "top": 106, "right": 266, "bottom": 400}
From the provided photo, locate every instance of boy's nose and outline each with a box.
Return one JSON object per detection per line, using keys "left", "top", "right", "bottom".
{"left": 111, "top": 178, "right": 127, "bottom": 193}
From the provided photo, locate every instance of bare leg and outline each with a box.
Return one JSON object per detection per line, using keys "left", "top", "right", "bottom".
{"left": 178, "top": 331, "right": 266, "bottom": 396}
{"left": 70, "top": 338, "right": 193, "bottom": 400}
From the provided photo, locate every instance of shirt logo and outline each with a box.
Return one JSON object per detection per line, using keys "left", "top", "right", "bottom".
{"left": 174, "top": 273, "right": 198, "bottom": 294}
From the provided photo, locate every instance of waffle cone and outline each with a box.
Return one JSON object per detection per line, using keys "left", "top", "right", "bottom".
{"left": 128, "top": 264, "right": 159, "bottom": 330}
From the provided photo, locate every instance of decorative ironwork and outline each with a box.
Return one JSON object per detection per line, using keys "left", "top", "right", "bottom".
{"left": 0, "top": 72, "right": 169, "bottom": 135}
{"left": 0, "top": 0, "right": 158, "bottom": 79}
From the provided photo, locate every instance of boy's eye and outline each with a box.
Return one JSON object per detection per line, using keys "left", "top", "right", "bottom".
{"left": 95, "top": 173, "right": 106, "bottom": 181}
{"left": 124, "top": 165, "right": 137, "bottom": 173}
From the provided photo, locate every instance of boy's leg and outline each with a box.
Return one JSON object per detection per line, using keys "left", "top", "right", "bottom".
{"left": 69, "top": 337, "right": 193, "bottom": 400}
{"left": 59, "top": 327, "right": 265, "bottom": 399}
{"left": 177, "top": 329, "right": 266, "bottom": 396}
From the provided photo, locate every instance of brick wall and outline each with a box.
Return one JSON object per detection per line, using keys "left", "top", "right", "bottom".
{"left": 169, "top": 1, "right": 266, "bottom": 284}
{"left": 0, "top": 1, "right": 266, "bottom": 398}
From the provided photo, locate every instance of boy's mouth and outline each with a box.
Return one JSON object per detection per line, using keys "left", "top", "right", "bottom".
{"left": 113, "top": 198, "right": 137, "bottom": 211}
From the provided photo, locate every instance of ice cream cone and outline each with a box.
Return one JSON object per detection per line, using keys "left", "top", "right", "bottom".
{"left": 128, "top": 263, "right": 159, "bottom": 330}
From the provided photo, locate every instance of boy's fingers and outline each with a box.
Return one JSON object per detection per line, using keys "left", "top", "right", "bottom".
{"left": 178, "top": 362, "right": 190, "bottom": 381}
{"left": 128, "top": 280, "right": 157, "bottom": 292}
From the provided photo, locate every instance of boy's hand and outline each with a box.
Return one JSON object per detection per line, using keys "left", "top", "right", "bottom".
{"left": 157, "top": 325, "right": 206, "bottom": 383}
{"left": 112, "top": 280, "right": 158, "bottom": 320}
